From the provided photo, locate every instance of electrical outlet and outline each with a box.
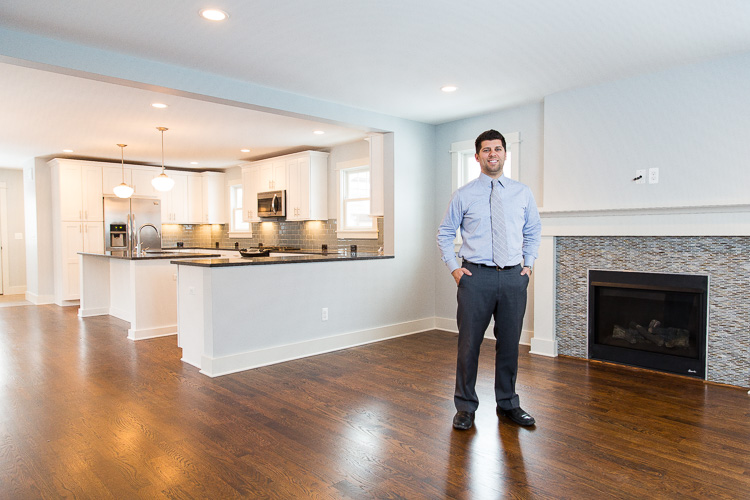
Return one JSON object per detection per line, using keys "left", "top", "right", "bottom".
{"left": 634, "top": 169, "right": 646, "bottom": 184}
{"left": 648, "top": 168, "right": 659, "bottom": 184}
{"left": 322, "top": 308, "right": 328, "bottom": 321}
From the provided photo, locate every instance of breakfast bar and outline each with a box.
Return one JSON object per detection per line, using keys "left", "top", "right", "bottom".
{"left": 172, "top": 252, "right": 394, "bottom": 377}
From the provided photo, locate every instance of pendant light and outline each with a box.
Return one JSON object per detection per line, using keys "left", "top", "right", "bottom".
{"left": 151, "top": 126, "right": 175, "bottom": 192}
{"left": 113, "top": 144, "right": 134, "bottom": 198}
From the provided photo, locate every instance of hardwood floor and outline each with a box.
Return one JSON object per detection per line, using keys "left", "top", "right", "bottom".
{"left": 1, "top": 305, "right": 748, "bottom": 499}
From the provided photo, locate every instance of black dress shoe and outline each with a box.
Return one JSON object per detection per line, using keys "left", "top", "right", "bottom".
{"left": 497, "top": 407, "right": 536, "bottom": 426}
{"left": 452, "top": 411, "right": 475, "bottom": 430}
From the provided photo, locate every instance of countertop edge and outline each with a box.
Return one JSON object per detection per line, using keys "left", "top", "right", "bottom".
{"left": 170, "top": 254, "right": 394, "bottom": 267}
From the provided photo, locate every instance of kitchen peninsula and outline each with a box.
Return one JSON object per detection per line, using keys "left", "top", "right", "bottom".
{"left": 172, "top": 252, "right": 394, "bottom": 377}
{"left": 78, "top": 250, "right": 219, "bottom": 340}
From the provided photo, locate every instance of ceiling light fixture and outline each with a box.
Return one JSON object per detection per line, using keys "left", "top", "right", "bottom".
{"left": 151, "top": 127, "right": 175, "bottom": 192}
{"left": 151, "top": 103, "right": 168, "bottom": 109}
{"left": 113, "top": 144, "right": 134, "bottom": 199}
{"left": 240, "top": 149, "right": 250, "bottom": 153}
{"left": 441, "top": 85, "right": 458, "bottom": 93}
{"left": 313, "top": 130, "right": 325, "bottom": 135}
{"left": 200, "top": 9, "right": 228, "bottom": 21}
{"left": 63, "top": 149, "right": 74, "bottom": 153}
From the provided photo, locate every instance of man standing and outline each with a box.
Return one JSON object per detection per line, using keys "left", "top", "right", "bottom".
{"left": 437, "top": 129, "right": 541, "bottom": 430}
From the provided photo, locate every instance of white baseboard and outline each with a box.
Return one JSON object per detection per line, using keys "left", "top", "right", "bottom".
{"left": 128, "top": 325, "right": 177, "bottom": 341}
{"left": 199, "top": 317, "right": 437, "bottom": 377}
{"left": 3, "top": 285, "right": 26, "bottom": 295}
{"left": 25, "top": 291, "right": 55, "bottom": 305}
{"left": 78, "top": 306, "right": 110, "bottom": 318}
{"left": 530, "top": 337, "right": 557, "bottom": 357}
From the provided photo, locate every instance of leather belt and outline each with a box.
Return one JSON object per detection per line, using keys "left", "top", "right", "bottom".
{"left": 464, "top": 261, "right": 520, "bottom": 271}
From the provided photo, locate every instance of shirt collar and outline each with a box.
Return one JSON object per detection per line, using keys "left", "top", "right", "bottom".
{"left": 479, "top": 172, "right": 508, "bottom": 187}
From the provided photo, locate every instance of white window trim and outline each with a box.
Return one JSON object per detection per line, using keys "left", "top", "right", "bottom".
{"left": 227, "top": 179, "right": 252, "bottom": 238}
{"left": 336, "top": 157, "right": 378, "bottom": 239}
{"left": 449, "top": 132, "right": 520, "bottom": 250}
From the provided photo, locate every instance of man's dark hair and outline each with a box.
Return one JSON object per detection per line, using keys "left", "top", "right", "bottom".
{"left": 475, "top": 129, "right": 506, "bottom": 154}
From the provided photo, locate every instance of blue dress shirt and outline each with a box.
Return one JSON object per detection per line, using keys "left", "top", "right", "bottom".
{"left": 437, "top": 173, "right": 541, "bottom": 273}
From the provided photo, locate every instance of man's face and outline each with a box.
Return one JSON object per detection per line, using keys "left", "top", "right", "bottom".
{"left": 475, "top": 139, "right": 506, "bottom": 178}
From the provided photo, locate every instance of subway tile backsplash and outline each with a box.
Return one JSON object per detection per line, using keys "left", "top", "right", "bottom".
{"left": 161, "top": 218, "right": 384, "bottom": 253}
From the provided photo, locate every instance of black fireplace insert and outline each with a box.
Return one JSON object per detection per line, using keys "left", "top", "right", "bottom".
{"left": 588, "top": 270, "right": 708, "bottom": 378}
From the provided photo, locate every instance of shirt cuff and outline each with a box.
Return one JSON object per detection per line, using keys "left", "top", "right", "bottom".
{"left": 445, "top": 258, "right": 459, "bottom": 273}
{"left": 523, "top": 257, "right": 535, "bottom": 268}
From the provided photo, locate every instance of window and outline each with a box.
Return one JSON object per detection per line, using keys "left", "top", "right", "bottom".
{"left": 337, "top": 158, "right": 377, "bottom": 239}
{"left": 228, "top": 183, "right": 251, "bottom": 236}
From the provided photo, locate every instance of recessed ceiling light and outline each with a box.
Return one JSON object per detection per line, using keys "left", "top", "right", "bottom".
{"left": 63, "top": 149, "right": 74, "bottom": 153}
{"left": 190, "top": 161, "right": 199, "bottom": 165}
{"left": 240, "top": 149, "right": 250, "bottom": 153}
{"left": 313, "top": 130, "right": 325, "bottom": 135}
{"left": 200, "top": 9, "right": 228, "bottom": 21}
{"left": 441, "top": 85, "right": 458, "bottom": 93}
{"left": 152, "top": 103, "right": 168, "bottom": 109}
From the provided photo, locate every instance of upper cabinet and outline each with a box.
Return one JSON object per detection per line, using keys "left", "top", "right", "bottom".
{"left": 131, "top": 168, "right": 162, "bottom": 198}
{"left": 368, "top": 133, "right": 385, "bottom": 217}
{"left": 241, "top": 165, "right": 260, "bottom": 222}
{"left": 160, "top": 172, "right": 189, "bottom": 223}
{"left": 102, "top": 165, "right": 162, "bottom": 198}
{"left": 259, "top": 159, "right": 286, "bottom": 191}
{"left": 242, "top": 151, "right": 329, "bottom": 223}
{"left": 52, "top": 160, "right": 103, "bottom": 221}
{"left": 201, "top": 172, "right": 227, "bottom": 224}
{"left": 286, "top": 151, "right": 329, "bottom": 221}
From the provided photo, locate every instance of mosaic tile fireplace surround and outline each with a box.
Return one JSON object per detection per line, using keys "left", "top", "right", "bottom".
{"left": 530, "top": 207, "right": 750, "bottom": 389}
{"left": 556, "top": 236, "right": 747, "bottom": 387}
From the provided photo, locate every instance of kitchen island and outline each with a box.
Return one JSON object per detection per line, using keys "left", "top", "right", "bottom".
{"left": 172, "top": 252, "right": 396, "bottom": 377}
{"left": 79, "top": 250, "right": 219, "bottom": 340}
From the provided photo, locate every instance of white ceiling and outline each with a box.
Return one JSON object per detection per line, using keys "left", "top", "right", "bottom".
{"left": 2, "top": 0, "right": 750, "bottom": 169}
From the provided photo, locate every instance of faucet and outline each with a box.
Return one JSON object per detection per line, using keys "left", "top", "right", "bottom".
{"left": 136, "top": 223, "right": 160, "bottom": 255}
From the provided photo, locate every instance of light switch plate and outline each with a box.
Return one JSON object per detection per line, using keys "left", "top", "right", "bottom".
{"left": 635, "top": 169, "right": 646, "bottom": 184}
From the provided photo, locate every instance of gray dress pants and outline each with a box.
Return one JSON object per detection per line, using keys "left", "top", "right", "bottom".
{"left": 454, "top": 261, "right": 528, "bottom": 412}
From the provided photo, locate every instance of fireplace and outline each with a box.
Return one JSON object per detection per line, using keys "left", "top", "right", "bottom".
{"left": 588, "top": 270, "right": 708, "bottom": 379}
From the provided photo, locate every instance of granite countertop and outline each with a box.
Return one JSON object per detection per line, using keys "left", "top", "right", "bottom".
{"left": 170, "top": 252, "right": 393, "bottom": 267}
{"left": 79, "top": 250, "right": 221, "bottom": 260}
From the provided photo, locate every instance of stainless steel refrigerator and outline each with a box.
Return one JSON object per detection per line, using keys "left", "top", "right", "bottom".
{"left": 103, "top": 195, "right": 162, "bottom": 254}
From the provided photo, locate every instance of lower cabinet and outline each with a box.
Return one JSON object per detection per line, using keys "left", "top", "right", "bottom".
{"left": 56, "top": 221, "right": 103, "bottom": 303}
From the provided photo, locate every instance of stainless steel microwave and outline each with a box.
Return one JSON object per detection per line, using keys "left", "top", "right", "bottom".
{"left": 257, "top": 190, "right": 286, "bottom": 218}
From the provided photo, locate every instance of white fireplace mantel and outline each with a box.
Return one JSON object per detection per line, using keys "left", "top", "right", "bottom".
{"left": 529, "top": 203, "right": 750, "bottom": 358}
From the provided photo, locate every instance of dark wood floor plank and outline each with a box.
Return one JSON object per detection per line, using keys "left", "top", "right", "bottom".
{"left": 0, "top": 305, "right": 748, "bottom": 499}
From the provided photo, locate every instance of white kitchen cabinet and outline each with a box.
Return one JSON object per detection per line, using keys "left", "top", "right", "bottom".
{"left": 102, "top": 165, "right": 162, "bottom": 198}
{"left": 55, "top": 161, "right": 103, "bottom": 221}
{"left": 201, "top": 172, "right": 227, "bottom": 224}
{"left": 259, "top": 159, "right": 286, "bottom": 191}
{"left": 286, "top": 151, "right": 329, "bottom": 221}
{"left": 131, "top": 168, "right": 162, "bottom": 197}
{"left": 241, "top": 165, "right": 260, "bottom": 222}
{"left": 368, "top": 133, "right": 385, "bottom": 217}
{"left": 58, "top": 221, "right": 103, "bottom": 301}
{"left": 102, "top": 165, "right": 132, "bottom": 196}
{"left": 160, "top": 172, "right": 189, "bottom": 223}
{"left": 187, "top": 174, "right": 203, "bottom": 223}
{"left": 50, "top": 158, "right": 105, "bottom": 305}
